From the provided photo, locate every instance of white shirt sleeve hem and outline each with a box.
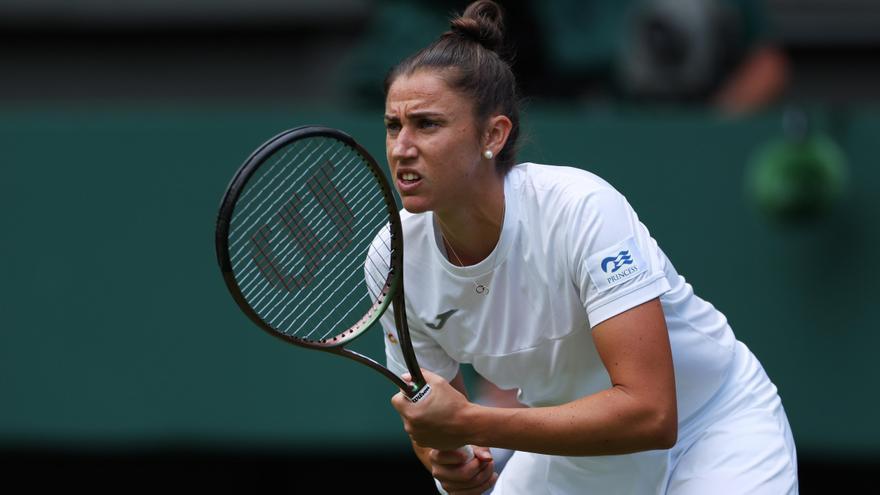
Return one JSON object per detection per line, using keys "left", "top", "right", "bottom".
{"left": 386, "top": 347, "right": 460, "bottom": 383}
{"left": 587, "top": 275, "right": 671, "bottom": 327}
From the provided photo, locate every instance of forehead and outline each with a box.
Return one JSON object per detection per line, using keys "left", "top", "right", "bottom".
{"left": 385, "top": 70, "right": 471, "bottom": 114}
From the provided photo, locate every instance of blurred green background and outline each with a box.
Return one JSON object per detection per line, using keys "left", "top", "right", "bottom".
{"left": 1, "top": 0, "right": 878, "bottom": 491}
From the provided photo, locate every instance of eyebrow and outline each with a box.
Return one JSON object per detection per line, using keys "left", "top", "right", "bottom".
{"left": 384, "top": 110, "right": 445, "bottom": 121}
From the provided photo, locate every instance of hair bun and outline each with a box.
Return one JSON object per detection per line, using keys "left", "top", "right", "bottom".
{"left": 450, "top": 0, "right": 505, "bottom": 53}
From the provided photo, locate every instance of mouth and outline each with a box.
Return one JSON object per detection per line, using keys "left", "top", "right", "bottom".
{"left": 396, "top": 171, "right": 423, "bottom": 192}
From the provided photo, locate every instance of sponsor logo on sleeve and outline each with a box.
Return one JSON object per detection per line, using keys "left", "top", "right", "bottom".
{"left": 601, "top": 251, "right": 633, "bottom": 274}
{"left": 587, "top": 237, "right": 646, "bottom": 292}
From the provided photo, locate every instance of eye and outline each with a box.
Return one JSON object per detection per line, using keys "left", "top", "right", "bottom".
{"left": 418, "top": 119, "right": 439, "bottom": 130}
{"left": 385, "top": 121, "right": 401, "bottom": 135}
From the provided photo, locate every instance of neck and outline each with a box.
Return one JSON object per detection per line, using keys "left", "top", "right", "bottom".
{"left": 436, "top": 176, "right": 505, "bottom": 266}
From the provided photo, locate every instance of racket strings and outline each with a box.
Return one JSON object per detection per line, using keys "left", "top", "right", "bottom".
{"left": 230, "top": 153, "right": 367, "bottom": 281}
{"left": 293, "top": 225, "right": 394, "bottom": 341}
{"left": 228, "top": 139, "right": 327, "bottom": 243}
{"left": 228, "top": 140, "right": 349, "bottom": 257}
{"left": 364, "top": 229, "right": 393, "bottom": 302}
{"left": 234, "top": 170, "right": 377, "bottom": 294}
{"left": 238, "top": 205, "right": 384, "bottom": 321}
{"left": 237, "top": 185, "right": 385, "bottom": 307}
{"left": 237, "top": 205, "right": 389, "bottom": 339}
{"left": 257, "top": 211, "right": 390, "bottom": 336}
{"left": 226, "top": 136, "right": 397, "bottom": 343}
{"left": 231, "top": 143, "right": 354, "bottom": 277}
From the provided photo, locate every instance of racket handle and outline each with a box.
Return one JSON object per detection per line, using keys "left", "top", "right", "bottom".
{"left": 408, "top": 382, "right": 432, "bottom": 403}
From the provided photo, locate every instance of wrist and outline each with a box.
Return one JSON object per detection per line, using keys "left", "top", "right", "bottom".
{"left": 460, "top": 401, "right": 489, "bottom": 446}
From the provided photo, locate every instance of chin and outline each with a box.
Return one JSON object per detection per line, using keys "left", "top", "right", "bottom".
{"left": 401, "top": 197, "right": 432, "bottom": 214}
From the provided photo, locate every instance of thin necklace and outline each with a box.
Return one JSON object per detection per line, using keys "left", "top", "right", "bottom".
{"left": 440, "top": 202, "right": 504, "bottom": 295}
{"left": 443, "top": 235, "right": 467, "bottom": 266}
{"left": 442, "top": 234, "right": 491, "bottom": 295}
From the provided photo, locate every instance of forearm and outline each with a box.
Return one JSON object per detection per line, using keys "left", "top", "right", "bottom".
{"left": 465, "top": 385, "right": 676, "bottom": 456}
{"left": 392, "top": 302, "right": 677, "bottom": 457}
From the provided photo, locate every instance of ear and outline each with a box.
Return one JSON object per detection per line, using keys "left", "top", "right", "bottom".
{"left": 483, "top": 114, "right": 513, "bottom": 158}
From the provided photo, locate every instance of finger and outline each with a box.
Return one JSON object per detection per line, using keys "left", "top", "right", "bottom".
{"left": 431, "top": 457, "right": 481, "bottom": 482}
{"left": 390, "top": 391, "right": 409, "bottom": 414}
{"left": 471, "top": 445, "right": 493, "bottom": 463}
{"left": 431, "top": 447, "right": 476, "bottom": 465}
{"left": 442, "top": 457, "right": 494, "bottom": 487}
{"left": 465, "top": 472, "right": 499, "bottom": 494}
{"left": 466, "top": 459, "right": 496, "bottom": 486}
{"left": 449, "top": 475, "right": 498, "bottom": 495}
{"left": 441, "top": 461, "right": 496, "bottom": 493}
{"left": 432, "top": 452, "right": 492, "bottom": 484}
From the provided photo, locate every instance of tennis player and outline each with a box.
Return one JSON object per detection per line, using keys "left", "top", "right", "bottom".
{"left": 380, "top": 1, "right": 798, "bottom": 493}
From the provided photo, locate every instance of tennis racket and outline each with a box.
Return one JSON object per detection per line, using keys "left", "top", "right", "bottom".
{"left": 215, "top": 127, "right": 473, "bottom": 461}
{"left": 215, "top": 125, "right": 434, "bottom": 398}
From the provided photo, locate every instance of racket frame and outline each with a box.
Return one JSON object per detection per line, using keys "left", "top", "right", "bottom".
{"left": 216, "top": 126, "right": 429, "bottom": 400}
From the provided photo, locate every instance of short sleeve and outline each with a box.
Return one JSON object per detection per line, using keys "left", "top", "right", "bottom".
{"left": 567, "top": 187, "right": 671, "bottom": 327}
{"left": 379, "top": 305, "right": 460, "bottom": 383}
{"left": 379, "top": 307, "right": 411, "bottom": 378}
{"left": 364, "top": 225, "right": 459, "bottom": 382}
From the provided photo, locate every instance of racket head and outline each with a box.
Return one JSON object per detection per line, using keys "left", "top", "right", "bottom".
{"left": 215, "top": 126, "right": 403, "bottom": 350}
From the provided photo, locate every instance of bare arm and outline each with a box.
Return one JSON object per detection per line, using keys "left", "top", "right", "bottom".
{"left": 393, "top": 298, "right": 677, "bottom": 456}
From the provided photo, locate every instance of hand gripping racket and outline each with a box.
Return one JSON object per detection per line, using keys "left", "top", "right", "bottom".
{"left": 215, "top": 126, "right": 473, "bottom": 459}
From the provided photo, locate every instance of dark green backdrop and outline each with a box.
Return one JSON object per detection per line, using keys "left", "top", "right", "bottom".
{"left": 1, "top": 105, "right": 877, "bottom": 458}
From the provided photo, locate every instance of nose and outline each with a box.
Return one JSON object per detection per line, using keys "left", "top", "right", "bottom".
{"left": 390, "top": 127, "right": 418, "bottom": 162}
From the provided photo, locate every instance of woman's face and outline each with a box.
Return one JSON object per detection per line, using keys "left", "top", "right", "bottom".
{"left": 384, "top": 70, "right": 487, "bottom": 215}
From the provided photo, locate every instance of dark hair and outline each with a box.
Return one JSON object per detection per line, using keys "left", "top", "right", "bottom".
{"left": 384, "top": 0, "right": 521, "bottom": 174}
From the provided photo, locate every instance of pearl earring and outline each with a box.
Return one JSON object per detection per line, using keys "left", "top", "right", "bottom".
{"left": 483, "top": 149, "right": 494, "bottom": 159}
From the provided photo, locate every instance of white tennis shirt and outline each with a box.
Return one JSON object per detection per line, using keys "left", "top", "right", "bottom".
{"left": 374, "top": 163, "right": 743, "bottom": 491}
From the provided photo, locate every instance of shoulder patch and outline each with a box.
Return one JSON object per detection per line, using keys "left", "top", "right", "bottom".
{"left": 587, "top": 237, "right": 646, "bottom": 292}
